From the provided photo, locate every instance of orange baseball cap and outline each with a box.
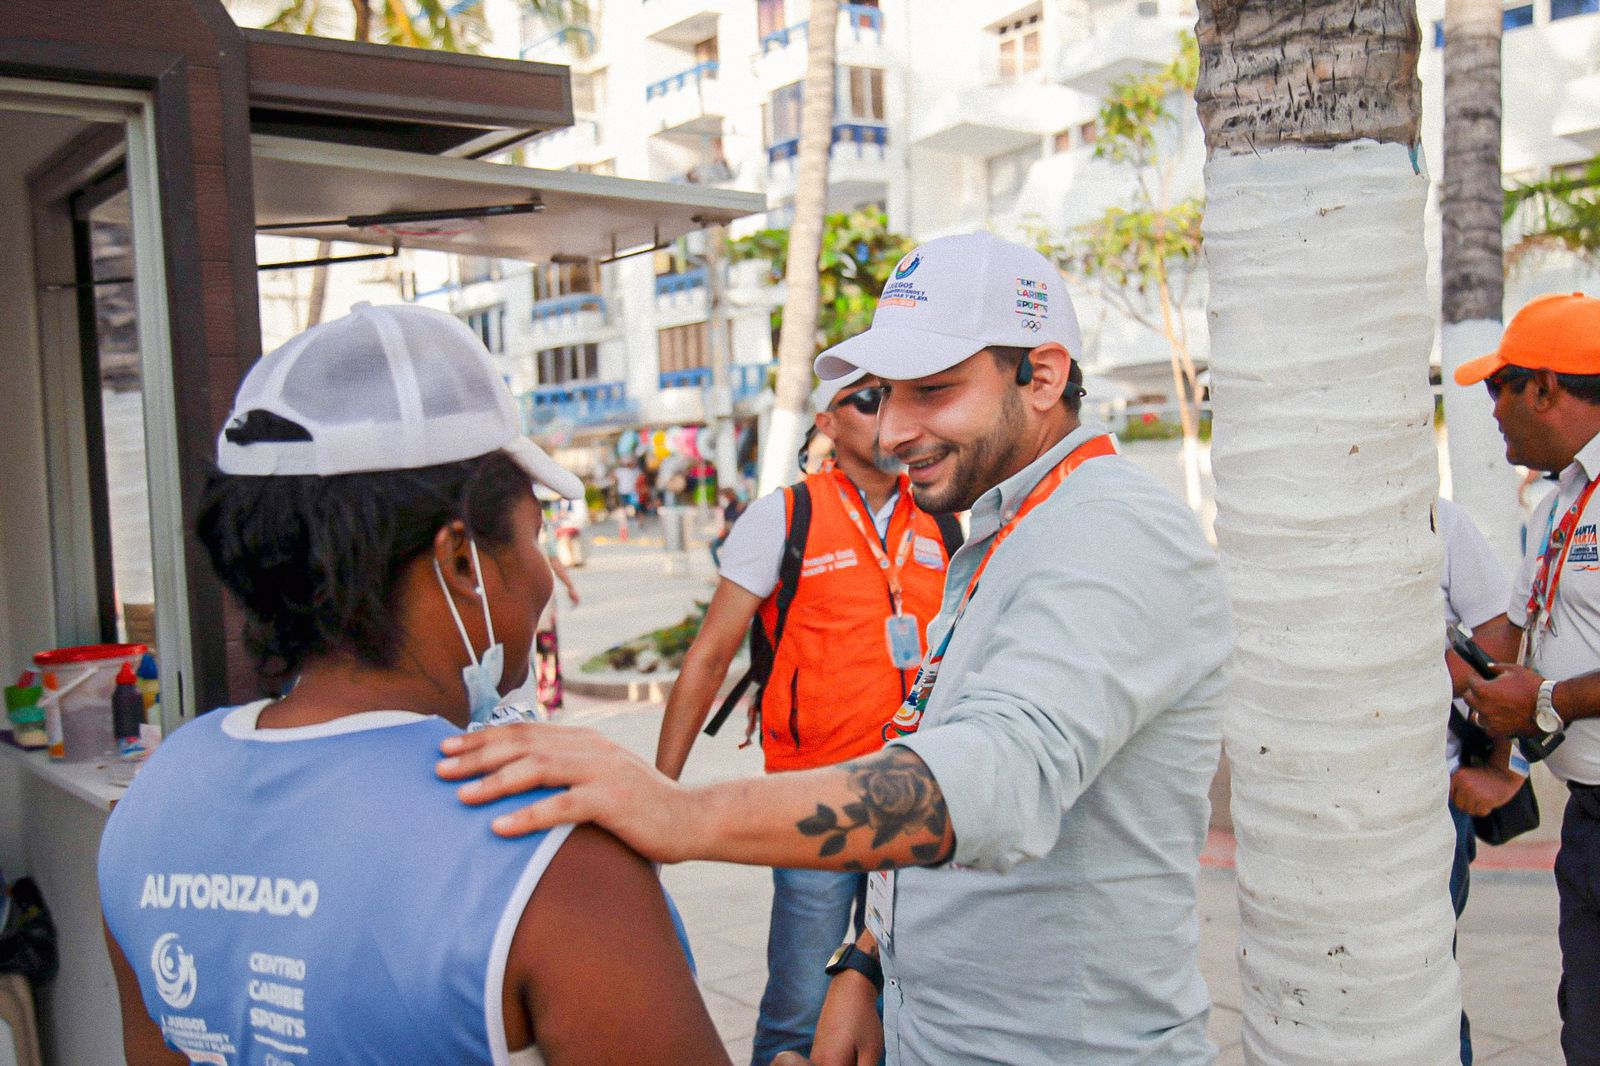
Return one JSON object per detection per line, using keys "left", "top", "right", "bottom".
{"left": 1454, "top": 292, "right": 1600, "bottom": 385}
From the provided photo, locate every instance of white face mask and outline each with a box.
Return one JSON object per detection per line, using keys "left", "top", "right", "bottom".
{"left": 433, "top": 538, "right": 545, "bottom": 728}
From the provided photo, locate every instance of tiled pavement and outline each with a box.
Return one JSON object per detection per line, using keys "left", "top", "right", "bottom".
{"left": 558, "top": 693, "right": 1565, "bottom": 1065}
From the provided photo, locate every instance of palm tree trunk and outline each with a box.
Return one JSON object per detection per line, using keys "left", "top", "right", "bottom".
{"left": 758, "top": 0, "right": 839, "bottom": 495}
{"left": 1197, "top": 3, "right": 1458, "bottom": 1063}
{"left": 1442, "top": 0, "right": 1518, "bottom": 567}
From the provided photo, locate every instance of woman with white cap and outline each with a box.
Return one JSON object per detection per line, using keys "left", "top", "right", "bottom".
{"left": 96, "top": 305, "right": 727, "bottom": 1065}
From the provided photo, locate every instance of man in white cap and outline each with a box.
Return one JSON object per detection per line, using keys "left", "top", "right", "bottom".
{"left": 655, "top": 369, "right": 956, "bottom": 1066}
{"left": 440, "top": 232, "right": 1234, "bottom": 1065}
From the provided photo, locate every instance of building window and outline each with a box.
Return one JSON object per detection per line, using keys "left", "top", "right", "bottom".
{"left": 767, "top": 81, "right": 805, "bottom": 146}
{"left": 658, "top": 322, "right": 712, "bottom": 373}
{"left": 1054, "top": 128, "right": 1072, "bottom": 153}
{"left": 995, "top": 10, "right": 1042, "bottom": 82}
{"left": 838, "top": 66, "right": 885, "bottom": 123}
{"left": 1503, "top": 4, "right": 1535, "bottom": 28}
{"left": 1432, "top": 19, "right": 1444, "bottom": 47}
{"left": 758, "top": 0, "right": 786, "bottom": 38}
{"left": 536, "top": 343, "right": 600, "bottom": 386}
{"left": 1078, "top": 120, "right": 1097, "bottom": 146}
{"left": 695, "top": 36, "right": 720, "bottom": 65}
{"left": 462, "top": 305, "right": 506, "bottom": 354}
{"left": 1552, "top": 0, "right": 1600, "bottom": 19}
{"left": 532, "top": 260, "right": 600, "bottom": 303}
{"left": 987, "top": 142, "right": 1043, "bottom": 216}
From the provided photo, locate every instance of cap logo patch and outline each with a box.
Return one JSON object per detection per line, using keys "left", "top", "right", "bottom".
{"left": 1015, "top": 277, "right": 1049, "bottom": 322}
{"left": 893, "top": 253, "right": 922, "bottom": 279}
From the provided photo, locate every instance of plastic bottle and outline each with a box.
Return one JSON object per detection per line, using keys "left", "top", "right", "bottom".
{"left": 112, "top": 662, "right": 144, "bottom": 755}
{"left": 135, "top": 653, "right": 160, "bottom": 720}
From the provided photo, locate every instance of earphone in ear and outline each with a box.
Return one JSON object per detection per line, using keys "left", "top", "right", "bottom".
{"left": 1015, "top": 354, "right": 1034, "bottom": 386}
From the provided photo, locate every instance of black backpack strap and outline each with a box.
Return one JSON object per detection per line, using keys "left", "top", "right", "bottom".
{"left": 933, "top": 511, "right": 965, "bottom": 558}
{"left": 705, "top": 482, "right": 812, "bottom": 736}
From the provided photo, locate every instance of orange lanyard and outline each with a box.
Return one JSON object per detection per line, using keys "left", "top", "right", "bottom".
{"left": 831, "top": 470, "right": 916, "bottom": 615}
{"left": 882, "top": 434, "right": 1118, "bottom": 741}
{"left": 1527, "top": 475, "right": 1600, "bottom": 631}
{"left": 954, "top": 434, "right": 1118, "bottom": 614}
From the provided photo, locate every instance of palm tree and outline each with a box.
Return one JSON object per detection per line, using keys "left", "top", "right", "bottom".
{"left": 1196, "top": 3, "right": 1458, "bottom": 1062}
{"left": 757, "top": 0, "right": 840, "bottom": 495}
{"left": 1441, "top": 0, "right": 1519, "bottom": 566}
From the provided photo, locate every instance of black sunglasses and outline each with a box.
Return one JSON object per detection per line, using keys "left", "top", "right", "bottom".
{"left": 831, "top": 386, "right": 884, "bottom": 415}
{"left": 1485, "top": 366, "right": 1534, "bottom": 399}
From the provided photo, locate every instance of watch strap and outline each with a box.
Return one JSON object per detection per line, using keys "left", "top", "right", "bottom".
{"left": 825, "top": 943, "right": 884, "bottom": 993}
{"left": 1538, "top": 679, "right": 1567, "bottom": 733}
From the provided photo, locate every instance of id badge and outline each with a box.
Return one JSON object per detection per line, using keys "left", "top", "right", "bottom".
{"left": 865, "top": 869, "right": 895, "bottom": 945}
{"left": 885, "top": 614, "right": 923, "bottom": 669}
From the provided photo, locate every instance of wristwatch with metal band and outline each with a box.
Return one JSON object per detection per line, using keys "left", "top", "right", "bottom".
{"left": 1536, "top": 679, "right": 1567, "bottom": 736}
{"left": 824, "top": 942, "right": 884, "bottom": 993}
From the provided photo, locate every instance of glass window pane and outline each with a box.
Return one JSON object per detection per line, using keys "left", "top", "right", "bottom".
{"left": 1503, "top": 5, "right": 1534, "bottom": 29}
{"left": 1551, "top": 0, "right": 1600, "bottom": 19}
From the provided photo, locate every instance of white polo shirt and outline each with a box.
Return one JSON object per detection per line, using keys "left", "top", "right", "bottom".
{"left": 1510, "top": 430, "right": 1600, "bottom": 785}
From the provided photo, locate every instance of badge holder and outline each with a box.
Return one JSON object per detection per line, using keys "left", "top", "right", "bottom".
{"left": 886, "top": 614, "right": 923, "bottom": 669}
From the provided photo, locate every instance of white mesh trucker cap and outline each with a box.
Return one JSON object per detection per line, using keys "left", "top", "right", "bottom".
{"left": 814, "top": 231, "right": 1082, "bottom": 381}
{"left": 216, "top": 303, "right": 584, "bottom": 499}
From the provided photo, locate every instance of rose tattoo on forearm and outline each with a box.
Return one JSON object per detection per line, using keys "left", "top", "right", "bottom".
{"left": 795, "top": 747, "right": 952, "bottom": 867}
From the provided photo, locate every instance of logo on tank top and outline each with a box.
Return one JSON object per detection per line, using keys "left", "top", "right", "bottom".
{"left": 152, "top": 932, "right": 199, "bottom": 1009}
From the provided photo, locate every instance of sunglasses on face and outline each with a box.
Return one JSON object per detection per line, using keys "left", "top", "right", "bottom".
{"left": 831, "top": 386, "right": 884, "bottom": 415}
{"left": 1486, "top": 367, "right": 1534, "bottom": 399}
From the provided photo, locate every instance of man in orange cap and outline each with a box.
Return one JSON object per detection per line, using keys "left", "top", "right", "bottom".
{"left": 1455, "top": 291, "right": 1600, "bottom": 1064}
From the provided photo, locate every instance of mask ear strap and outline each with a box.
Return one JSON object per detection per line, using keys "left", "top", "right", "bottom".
{"left": 433, "top": 555, "right": 481, "bottom": 667}
{"left": 467, "top": 538, "right": 497, "bottom": 648}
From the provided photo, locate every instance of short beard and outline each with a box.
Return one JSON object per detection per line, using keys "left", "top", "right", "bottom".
{"left": 871, "top": 441, "right": 905, "bottom": 475}
{"left": 907, "top": 389, "right": 1025, "bottom": 514}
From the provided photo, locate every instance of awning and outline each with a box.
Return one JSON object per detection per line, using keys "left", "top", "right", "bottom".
{"left": 250, "top": 134, "right": 765, "bottom": 263}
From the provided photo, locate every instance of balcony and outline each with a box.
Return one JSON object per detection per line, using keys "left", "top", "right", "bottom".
{"left": 1056, "top": 8, "right": 1190, "bottom": 95}
{"left": 642, "top": 0, "right": 720, "bottom": 46}
{"left": 519, "top": 25, "right": 597, "bottom": 65}
{"left": 911, "top": 82, "right": 1091, "bottom": 156}
{"left": 766, "top": 124, "right": 891, "bottom": 207}
{"left": 520, "top": 119, "right": 607, "bottom": 172}
{"left": 645, "top": 61, "right": 725, "bottom": 138}
{"left": 655, "top": 363, "right": 775, "bottom": 423}
{"left": 530, "top": 293, "right": 609, "bottom": 345}
{"left": 758, "top": 8, "right": 886, "bottom": 93}
{"left": 521, "top": 381, "right": 634, "bottom": 432}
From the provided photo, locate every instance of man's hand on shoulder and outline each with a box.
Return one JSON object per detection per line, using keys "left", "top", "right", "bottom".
{"left": 438, "top": 723, "right": 708, "bottom": 864}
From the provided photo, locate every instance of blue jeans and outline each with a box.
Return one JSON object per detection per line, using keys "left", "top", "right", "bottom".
{"left": 751, "top": 867, "right": 866, "bottom": 1066}
{"left": 1450, "top": 801, "right": 1476, "bottom": 1066}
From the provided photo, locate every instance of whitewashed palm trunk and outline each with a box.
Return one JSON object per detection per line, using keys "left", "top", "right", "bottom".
{"left": 758, "top": 0, "right": 839, "bottom": 495}
{"left": 1199, "top": 4, "right": 1458, "bottom": 1063}
{"left": 1442, "top": 0, "right": 1520, "bottom": 567}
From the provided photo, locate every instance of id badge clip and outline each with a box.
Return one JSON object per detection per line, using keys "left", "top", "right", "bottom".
{"left": 886, "top": 614, "right": 922, "bottom": 669}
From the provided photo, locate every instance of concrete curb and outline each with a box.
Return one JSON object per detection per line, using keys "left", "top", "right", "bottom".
{"left": 565, "top": 659, "right": 749, "bottom": 704}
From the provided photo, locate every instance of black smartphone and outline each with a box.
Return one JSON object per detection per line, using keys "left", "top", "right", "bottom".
{"left": 1448, "top": 624, "right": 1497, "bottom": 680}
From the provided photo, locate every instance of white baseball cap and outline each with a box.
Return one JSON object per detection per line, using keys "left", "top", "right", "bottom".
{"left": 216, "top": 303, "right": 584, "bottom": 499}
{"left": 809, "top": 367, "right": 868, "bottom": 413}
{"left": 814, "top": 231, "right": 1082, "bottom": 381}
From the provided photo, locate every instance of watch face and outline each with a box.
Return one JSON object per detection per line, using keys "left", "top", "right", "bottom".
{"left": 1538, "top": 707, "right": 1563, "bottom": 734}
{"left": 825, "top": 944, "right": 851, "bottom": 970}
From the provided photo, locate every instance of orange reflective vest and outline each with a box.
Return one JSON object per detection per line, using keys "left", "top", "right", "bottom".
{"left": 756, "top": 468, "right": 949, "bottom": 773}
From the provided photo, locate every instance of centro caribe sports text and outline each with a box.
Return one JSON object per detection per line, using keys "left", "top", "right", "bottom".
{"left": 138, "top": 873, "right": 319, "bottom": 918}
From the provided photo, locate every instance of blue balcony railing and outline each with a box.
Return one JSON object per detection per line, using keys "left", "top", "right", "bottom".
{"left": 841, "top": 4, "right": 883, "bottom": 40}
{"left": 655, "top": 268, "right": 708, "bottom": 296}
{"left": 520, "top": 381, "right": 634, "bottom": 431}
{"left": 761, "top": 20, "right": 808, "bottom": 53}
{"left": 520, "top": 24, "right": 596, "bottom": 60}
{"left": 660, "top": 368, "right": 712, "bottom": 390}
{"left": 645, "top": 60, "right": 720, "bottom": 101}
{"left": 658, "top": 363, "right": 776, "bottom": 399}
{"left": 531, "top": 293, "right": 606, "bottom": 323}
{"left": 768, "top": 125, "right": 888, "bottom": 165}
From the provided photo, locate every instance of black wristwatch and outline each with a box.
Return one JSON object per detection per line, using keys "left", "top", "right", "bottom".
{"left": 824, "top": 942, "right": 883, "bottom": 993}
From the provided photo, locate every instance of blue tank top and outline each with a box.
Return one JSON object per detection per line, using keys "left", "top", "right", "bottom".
{"left": 99, "top": 702, "right": 574, "bottom": 1065}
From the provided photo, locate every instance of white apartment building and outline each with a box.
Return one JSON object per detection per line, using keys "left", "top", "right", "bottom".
{"left": 245, "top": 0, "right": 1600, "bottom": 459}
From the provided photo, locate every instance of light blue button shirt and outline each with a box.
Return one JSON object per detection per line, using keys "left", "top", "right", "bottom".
{"left": 886, "top": 423, "right": 1234, "bottom": 1066}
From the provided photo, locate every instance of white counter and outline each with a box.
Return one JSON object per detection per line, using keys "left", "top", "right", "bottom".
{"left": 0, "top": 740, "right": 129, "bottom": 810}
